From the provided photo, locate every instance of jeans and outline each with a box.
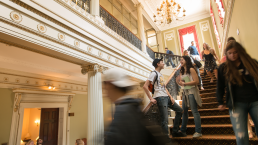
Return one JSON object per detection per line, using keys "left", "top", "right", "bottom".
{"left": 229, "top": 101, "right": 258, "bottom": 145}
{"left": 166, "top": 57, "right": 175, "bottom": 68}
{"left": 181, "top": 94, "right": 202, "bottom": 133}
{"left": 195, "top": 67, "right": 203, "bottom": 87}
{"left": 155, "top": 96, "right": 183, "bottom": 134}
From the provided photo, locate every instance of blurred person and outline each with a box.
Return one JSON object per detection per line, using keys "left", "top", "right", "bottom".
{"left": 219, "top": 38, "right": 255, "bottom": 139}
{"left": 177, "top": 56, "right": 202, "bottom": 138}
{"left": 220, "top": 37, "right": 236, "bottom": 63}
{"left": 75, "top": 139, "right": 84, "bottom": 145}
{"left": 26, "top": 140, "right": 34, "bottom": 145}
{"left": 103, "top": 68, "right": 160, "bottom": 145}
{"left": 216, "top": 41, "right": 258, "bottom": 144}
{"left": 143, "top": 57, "right": 184, "bottom": 137}
{"left": 201, "top": 43, "right": 219, "bottom": 82}
{"left": 37, "top": 138, "right": 43, "bottom": 145}
{"left": 183, "top": 50, "right": 204, "bottom": 90}
{"left": 165, "top": 47, "right": 176, "bottom": 68}
{"left": 188, "top": 41, "right": 201, "bottom": 61}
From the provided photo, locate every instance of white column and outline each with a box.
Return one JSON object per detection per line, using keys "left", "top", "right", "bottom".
{"left": 135, "top": 3, "right": 147, "bottom": 54}
{"left": 156, "top": 31, "right": 164, "bottom": 53}
{"left": 90, "top": 0, "right": 100, "bottom": 16}
{"left": 83, "top": 64, "right": 107, "bottom": 145}
{"left": 90, "top": 0, "right": 104, "bottom": 23}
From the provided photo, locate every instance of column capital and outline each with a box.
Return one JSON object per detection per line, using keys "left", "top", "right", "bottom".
{"left": 134, "top": 2, "right": 144, "bottom": 9}
{"left": 81, "top": 64, "right": 108, "bottom": 74}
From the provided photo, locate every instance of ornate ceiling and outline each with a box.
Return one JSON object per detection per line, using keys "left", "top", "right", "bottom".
{"left": 129, "top": 0, "right": 210, "bottom": 31}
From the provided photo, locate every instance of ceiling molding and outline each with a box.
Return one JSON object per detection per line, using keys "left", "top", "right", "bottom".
{"left": 160, "top": 12, "right": 211, "bottom": 31}
{"left": 142, "top": 9, "right": 160, "bottom": 31}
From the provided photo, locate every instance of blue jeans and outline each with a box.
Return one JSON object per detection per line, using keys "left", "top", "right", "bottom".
{"left": 166, "top": 58, "right": 175, "bottom": 68}
{"left": 195, "top": 67, "right": 203, "bottom": 87}
{"left": 229, "top": 101, "right": 258, "bottom": 145}
{"left": 155, "top": 96, "right": 183, "bottom": 134}
{"left": 181, "top": 94, "right": 202, "bottom": 133}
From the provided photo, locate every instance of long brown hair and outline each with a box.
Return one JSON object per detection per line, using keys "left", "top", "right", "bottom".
{"left": 224, "top": 41, "right": 258, "bottom": 85}
{"left": 183, "top": 50, "right": 188, "bottom": 56}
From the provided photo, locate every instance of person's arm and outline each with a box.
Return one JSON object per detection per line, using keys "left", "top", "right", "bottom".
{"left": 143, "top": 80, "right": 157, "bottom": 104}
{"left": 212, "top": 49, "right": 219, "bottom": 61}
{"left": 216, "top": 64, "right": 226, "bottom": 106}
{"left": 181, "top": 68, "right": 199, "bottom": 86}
{"left": 165, "top": 87, "right": 175, "bottom": 105}
{"left": 187, "top": 46, "right": 191, "bottom": 51}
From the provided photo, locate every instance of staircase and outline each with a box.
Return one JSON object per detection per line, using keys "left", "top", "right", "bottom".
{"left": 171, "top": 70, "right": 258, "bottom": 145}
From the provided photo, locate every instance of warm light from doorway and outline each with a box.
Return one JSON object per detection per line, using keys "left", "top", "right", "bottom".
{"left": 35, "top": 120, "right": 40, "bottom": 126}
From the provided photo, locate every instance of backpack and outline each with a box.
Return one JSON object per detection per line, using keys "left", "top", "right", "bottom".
{"left": 148, "top": 71, "right": 158, "bottom": 94}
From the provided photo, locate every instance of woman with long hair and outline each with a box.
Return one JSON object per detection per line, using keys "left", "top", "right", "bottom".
{"left": 219, "top": 39, "right": 255, "bottom": 139}
{"left": 183, "top": 50, "right": 204, "bottom": 90}
{"left": 220, "top": 37, "right": 236, "bottom": 63}
{"left": 177, "top": 56, "right": 202, "bottom": 138}
{"left": 201, "top": 43, "right": 219, "bottom": 82}
{"left": 217, "top": 41, "right": 258, "bottom": 144}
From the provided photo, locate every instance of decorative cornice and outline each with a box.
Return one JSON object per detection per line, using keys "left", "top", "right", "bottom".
{"left": 2, "top": 0, "right": 152, "bottom": 79}
{"left": 54, "top": 0, "right": 152, "bottom": 62}
{"left": 13, "top": 88, "right": 76, "bottom": 95}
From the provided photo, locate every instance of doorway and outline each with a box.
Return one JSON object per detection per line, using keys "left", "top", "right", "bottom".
{"left": 39, "top": 108, "right": 59, "bottom": 145}
{"left": 20, "top": 108, "right": 59, "bottom": 145}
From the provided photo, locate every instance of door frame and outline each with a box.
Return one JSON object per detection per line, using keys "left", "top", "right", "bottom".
{"left": 8, "top": 89, "right": 75, "bottom": 145}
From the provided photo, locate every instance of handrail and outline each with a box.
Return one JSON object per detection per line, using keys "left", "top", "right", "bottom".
{"left": 154, "top": 51, "right": 181, "bottom": 57}
{"left": 142, "top": 64, "right": 181, "bottom": 114}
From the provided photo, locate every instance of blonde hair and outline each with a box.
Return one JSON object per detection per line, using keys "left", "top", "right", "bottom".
{"left": 26, "top": 140, "right": 34, "bottom": 145}
{"left": 183, "top": 50, "right": 188, "bottom": 56}
{"left": 203, "top": 42, "right": 211, "bottom": 50}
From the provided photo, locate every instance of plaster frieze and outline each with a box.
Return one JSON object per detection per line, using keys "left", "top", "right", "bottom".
{"left": 4, "top": 0, "right": 152, "bottom": 79}
{"left": 0, "top": 71, "right": 87, "bottom": 93}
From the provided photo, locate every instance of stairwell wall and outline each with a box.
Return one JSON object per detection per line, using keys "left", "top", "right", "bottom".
{"left": 162, "top": 17, "right": 220, "bottom": 59}
{"left": 226, "top": 0, "right": 258, "bottom": 60}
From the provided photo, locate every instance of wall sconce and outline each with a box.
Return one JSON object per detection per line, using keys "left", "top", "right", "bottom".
{"left": 35, "top": 120, "right": 40, "bottom": 126}
{"left": 48, "top": 85, "right": 55, "bottom": 90}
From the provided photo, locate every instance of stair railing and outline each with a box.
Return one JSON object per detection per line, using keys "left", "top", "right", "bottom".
{"left": 154, "top": 52, "right": 181, "bottom": 68}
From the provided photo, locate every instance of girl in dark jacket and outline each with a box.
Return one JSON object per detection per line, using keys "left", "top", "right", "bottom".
{"left": 216, "top": 41, "right": 258, "bottom": 145}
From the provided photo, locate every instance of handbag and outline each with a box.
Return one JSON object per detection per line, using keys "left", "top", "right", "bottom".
{"left": 191, "top": 56, "right": 202, "bottom": 68}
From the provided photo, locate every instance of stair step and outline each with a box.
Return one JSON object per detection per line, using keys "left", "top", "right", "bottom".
{"left": 200, "top": 92, "right": 216, "bottom": 98}
{"left": 188, "top": 108, "right": 229, "bottom": 116}
{"left": 187, "top": 115, "right": 231, "bottom": 125}
{"left": 171, "top": 124, "right": 235, "bottom": 135}
{"left": 201, "top": 97, "right": 225, "bottom": 103}
{"left": 170, "top": 135, "right": 258, "bottom": 145}
{"left": 199, "top": 88, "right": 216, "bottom": 93}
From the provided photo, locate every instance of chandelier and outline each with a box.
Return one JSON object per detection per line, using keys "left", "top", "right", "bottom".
{"left": 153, "top": 0, "right": 186, "bottom": 25}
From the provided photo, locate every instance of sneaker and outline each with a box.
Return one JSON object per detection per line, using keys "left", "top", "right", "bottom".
{"left": 172, "top": 131, "right": 187, "bottom": 137}
{"left": 193, "top": 132, "right": 202, "bottom": 138}
{"left": 180, "top": 132, "right": 187, "bottom": 137}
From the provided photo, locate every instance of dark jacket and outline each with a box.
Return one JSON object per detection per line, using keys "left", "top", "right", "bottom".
{"left": 216, "top": 63, "right": 258, "bottom": 110}
{"left": 105, "top": 98, "right": 157, "bottom": 145}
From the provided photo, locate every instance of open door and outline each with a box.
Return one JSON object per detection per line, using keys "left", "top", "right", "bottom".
{"left": 39, "top": 108, "right": 59, "bottom": 145}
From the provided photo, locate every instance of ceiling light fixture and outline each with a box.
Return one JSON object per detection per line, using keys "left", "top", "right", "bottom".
{"left": 153, "top": 0, "right": 186, "bottom": 25}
